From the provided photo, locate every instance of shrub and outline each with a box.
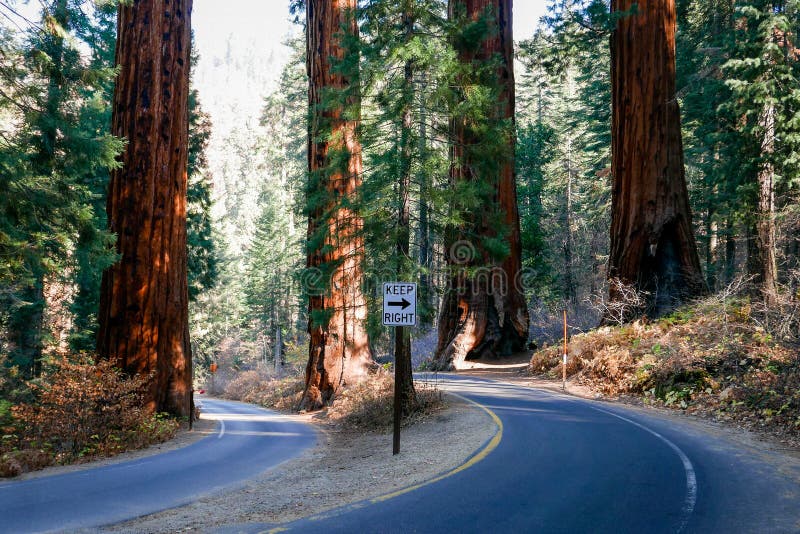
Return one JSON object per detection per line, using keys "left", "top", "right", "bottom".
{"left": 328, "top": 373, "right": 446, "bottom": 432}
{"left": 0, "top": 449, "right": 53, "bottom": 477}
{"left": 222, "top": 369, "right": 306, "bottom": 411}
{"left": 222, "top": 370, "right": 265, "bottom": 402}
{"left": 220, "top": 367, "right": 446, "bottom": 432}
{"left": 2, "top": 356, "right": 179, "bottom": 476}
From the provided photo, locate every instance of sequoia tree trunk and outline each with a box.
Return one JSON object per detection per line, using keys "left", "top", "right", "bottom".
{"left": 97, "top": 0, "right": 193, "bottom": 418}
{"left": 607, "top": 0, "right": 705, "bottom": 319}
{"left": 433, "top": 0, "right": 529, "bottom": 370}
{"left": 302, "top": 0, "right": 372, "bottom": 410}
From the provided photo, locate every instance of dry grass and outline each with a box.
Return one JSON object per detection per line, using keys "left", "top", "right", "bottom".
{"left": 220, "top": 368, "right": 447, "bottom": 432}
{"left": 221, "top": 370, "right": 306, "bottom": 412}
{"left": 325, "top": 372, "right": 446, "bottom": 432}
{"left": 529, "top": 295, "right": 800, "bottom": 444}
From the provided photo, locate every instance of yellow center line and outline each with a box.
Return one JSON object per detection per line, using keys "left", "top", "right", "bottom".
{"left": 265, "top": 392, "right": 503, "bottom": 533}
{"left": 370, "top": 392, "right": 503, "bottom": 503}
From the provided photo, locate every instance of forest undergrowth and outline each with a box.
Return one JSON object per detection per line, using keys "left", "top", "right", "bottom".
{"left": 0, "top": 357, "right": 180, "bottom": 478}
{"left": 220, "top": 367, "right": 446, "bottom": 432}
{"left": 529, "top": 284, "right": 800, "bottom": 446}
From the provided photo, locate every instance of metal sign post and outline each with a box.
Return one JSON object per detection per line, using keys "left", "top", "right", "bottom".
{"left": 383, "top": 283, "right": 417, "bottom": 455}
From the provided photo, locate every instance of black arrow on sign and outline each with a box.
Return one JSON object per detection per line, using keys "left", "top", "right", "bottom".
{"left": 387, "top": 298, "right": 411, "bottom": 310}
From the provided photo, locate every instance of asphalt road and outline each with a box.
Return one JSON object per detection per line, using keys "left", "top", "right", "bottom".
{"left": 268, "top": 375, "right": 800, "bottom": 534}
{"left": 0, "top": 398, "right": 316, "bottom": 533}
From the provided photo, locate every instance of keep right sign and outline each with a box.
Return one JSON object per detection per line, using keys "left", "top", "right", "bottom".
{"left": 382, "top": 282, "right": 417, "bottom": 326}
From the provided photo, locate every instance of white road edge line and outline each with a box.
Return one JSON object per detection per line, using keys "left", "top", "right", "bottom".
{"left": 218, "top": 418, "right": 225, "bottom": 439}
{"left": 441, "top": 377, "right": 698, "bottom": 533}
{"left": 591, "top": 405, "right": 697, "bottom": 533}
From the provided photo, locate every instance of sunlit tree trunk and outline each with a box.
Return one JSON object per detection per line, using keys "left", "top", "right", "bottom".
{"left": 302, "top": 0, "right": 372, "bottom": 410}
{"left": 748, "top": 104, "right": 778, "bottom": 305}
{"left": 608, "top": 0, "right": 706, "bottom": 319}
{"left": 98, "top": 0, "right": 193, "bottom": 418}
{"left": 434, "top": 0, "right": 529, "bottom": 370}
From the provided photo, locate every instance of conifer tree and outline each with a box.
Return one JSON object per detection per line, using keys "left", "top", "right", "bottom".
{"left": 359, "top": 0, "right": 461, "bottom": 407}
{"left": 68, "top": 0, "right": 122, "bottom": 352}
{"left": 0, "top": 1, "right": 121, "bottom": 372}
{"left": 608, "top": 0, "right": 706, "bottom": 318}
{"left": 517, "top": 1, "right": 612, "bottom": 309}
{"left": 240, "top": 40, "right": 307, "bottom": 362}
{"left": 721, "top": 1, "right": 800, "bottom": 303}
{"left": 433, "top": 0, "right": 529, "bottom": 369}
{"left": 187, "top": 46, "right": 218, "bottom": 303}
{"left": 359, "top": 0, "right": 451, "bottom": 340}
{"left": 97, "top": 0, "right": 193, "bottom": 417}
{"left": 302, "top": 0, "right": 373, "bottom": 409}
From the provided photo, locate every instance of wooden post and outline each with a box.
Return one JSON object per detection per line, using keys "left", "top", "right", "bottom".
{"left": 393, "top": 325, "right": 404, "bottom": 455}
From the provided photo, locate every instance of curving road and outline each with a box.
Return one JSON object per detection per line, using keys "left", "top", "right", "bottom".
{"left": 4, "top": 377, "right": 800, "bottom": 533}
{"left": 0, "top": 398, "right": 316, "bottom": 533}
{"left": 260, "top": 375, "right": 800, "bottom": 534}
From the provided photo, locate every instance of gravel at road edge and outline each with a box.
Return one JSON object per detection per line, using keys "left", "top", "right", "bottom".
{"left": 100, "top": 393, "right": 497, "bottom": 532}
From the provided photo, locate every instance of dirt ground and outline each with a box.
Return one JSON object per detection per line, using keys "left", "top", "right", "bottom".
{"left": 99, "top": 393, "right": 497, "bottom": 532}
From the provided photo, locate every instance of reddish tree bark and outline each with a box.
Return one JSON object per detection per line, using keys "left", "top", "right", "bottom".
{"left": 433, "top": 0, "right": 529, "bottom": 370}
{"left": 98, "top": 0, "right": 193, "bottom": 418}
{"left": 608, "top": 0, "right": 705, "bottom": 318}
{"left": 302, "top": 0, "right": 372, "bottom": 410}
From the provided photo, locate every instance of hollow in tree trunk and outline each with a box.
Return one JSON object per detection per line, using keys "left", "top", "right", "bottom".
{"left": 607, "top": 0, "right": 706, "bottom": 319}
{"left": 97, "top": 0, "right": 193, "bottom": 418}
{"left": 433, "top": 0, "right": 529, "bottom": 370}
{"left": 302, "top": 0, "right": 373, "bottom": 410}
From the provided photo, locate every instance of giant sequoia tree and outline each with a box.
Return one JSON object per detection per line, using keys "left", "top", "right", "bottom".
{"left": 302, "top": 0, "right": 373, "bottom": 410}
{"left": 97, "top": 0, "right": 193, "bottom": 418}
{"left": 607, "top": 0, "right": 705, "bottom": 317}
{"left": 433, "top": 0, "right": 529, "bottom": 370}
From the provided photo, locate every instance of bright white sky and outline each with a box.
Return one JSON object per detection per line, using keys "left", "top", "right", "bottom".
{"left": 190, "top": 0, "right": 551, "bottom": 143}
{"left": 192, "top": 0, "right": 550, "bottom": 71}
{"left": 7, "top": 1, "right": 549, "bottom": 59}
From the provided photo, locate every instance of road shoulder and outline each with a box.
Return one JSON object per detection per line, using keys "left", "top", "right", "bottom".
{"left": 460, "top": 368, "right": 800, "bottom": 477}
{"left": 102, "top": 392, "right": 497, "bottom": 532}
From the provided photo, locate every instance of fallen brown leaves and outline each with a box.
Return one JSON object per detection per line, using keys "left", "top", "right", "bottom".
{"left": 529, "top": 296, "right": 800, "bottom": 446}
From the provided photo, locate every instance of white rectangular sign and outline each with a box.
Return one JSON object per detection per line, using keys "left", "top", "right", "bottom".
{"left": 382, "top": 282, "right": 417, "bottom": 326}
